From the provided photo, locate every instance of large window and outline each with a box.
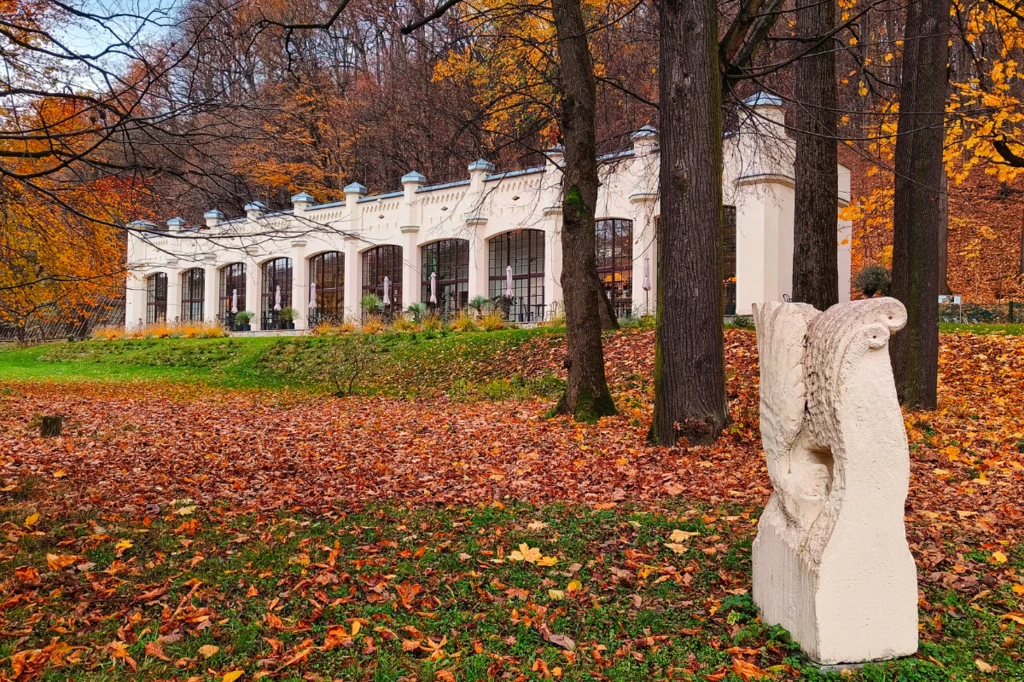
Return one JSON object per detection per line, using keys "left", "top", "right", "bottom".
{"left": 310, "top": 251, "right": 344, "bottom": 323}
{"left": 595, "top": 218, "right": 633, "bottom": 318}
{"left": 180, "top": 268, "right": 205, "bottom": 322}
{"left": 218, "top": 263, "right": 246, "bottom": 323}
{"left": 261, "top": 257, "right": 293, "bottom": 328}
{"left": 489, "top": 230, "right": 545, "bottom": 322}
{"left": 421, "top": 239, "right": 468, "bottom": 314}
{"left": 723, "top": 205, "right": 737, "bottom": 315}
{"left": 361, "top": 245, "right": 403, "bottom": 311}
{"left": 146, "top": 273, "right": 167, "bottom": 324}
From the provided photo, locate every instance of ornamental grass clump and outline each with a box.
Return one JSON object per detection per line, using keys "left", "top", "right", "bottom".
{"left": 449, "top": 311, "right": 478, "bottom": 332}
{"left": 392, "top": 313, "right": 418, "bottom": 332}
{"left": 480, "top": 311, "right": 507, "bottom": 331}
{"left": 362, "top": 315, "right": 386, "bottom": 334}
{"left": 420, "top": 311, "right": 444, "bottom": 332}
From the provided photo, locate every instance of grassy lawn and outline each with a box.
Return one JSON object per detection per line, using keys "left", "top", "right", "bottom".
{"left": 0, "top": 327, "right": 566, "bottom": 399}
{"left": 3, "top": 490, "right": 1020, "bottom": 682}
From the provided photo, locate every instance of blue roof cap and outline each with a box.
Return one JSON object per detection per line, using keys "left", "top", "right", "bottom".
{"left": 291, "top": 192, "right": 316, "bottom": 203}
{"left": 244, "top": 201, "right": 267, "bottom": 212}
{"left": 344, "top": 182, "right": 368, "bottom": 195}
{"left": 468, "top": 158, "right": 496, "bottom": 173}
{"left": 743, "top": 92, "right": 784, "bottom": 108}
{"left": 203, "top": 209, "right": 224, "bottom": 219}
{"left": 167, "top": 216, "right": 187, "bottom": 228}
{"left": 630, "top": 125, "right": 658, "bottom": 141}
{"left": 401, "top": 171, "right": 427, "bottom": 184}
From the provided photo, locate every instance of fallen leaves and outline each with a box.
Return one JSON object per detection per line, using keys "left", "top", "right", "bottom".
{"left": 508, "top": 542, "right": 557, "bottom": 566}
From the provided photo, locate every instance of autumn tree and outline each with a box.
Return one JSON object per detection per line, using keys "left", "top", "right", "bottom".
{"left": 549, "top": 0, "right": 616, "bottom": 421}
{"left": 792, "top": 0, "right": 839, "bottom": 310}
{"left": 890, "top": 0, "right": 951, "bottom": 409}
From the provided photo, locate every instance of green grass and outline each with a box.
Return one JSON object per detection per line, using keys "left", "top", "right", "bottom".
{"left": 0, "top": 328, "right": 565, "bottom": 399}
{"left": 3, "top": 498, "right": 1018, "bottom": 681}
{"left": 939, "top": 322, "right": 1024, "bottom": 335}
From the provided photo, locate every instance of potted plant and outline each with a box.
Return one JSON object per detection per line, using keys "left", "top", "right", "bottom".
{"left": 279, "top": 306, "right": 298, "bottom": 330}
{"left": 468, "top": 295, "right": 490, "bottom": 319}
{"left": 233, "top": 310, "right": 253, "bottom": 332}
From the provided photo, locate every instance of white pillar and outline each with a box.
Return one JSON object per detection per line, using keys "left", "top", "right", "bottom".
{"left": 291, "top": 241, "right": 307, "bottom": 329}
{"left": 203, "top": 262, "right": 218, "bottom": 324}
{"left": 246, "top": 255, "right": 261, "bottom": 330}
{"left": 544, "top": 221, "right": 562, "bottom": 318}
{"left": 468, "top": 232, "right": 489, "bottom": 302}
{"left": 631, "top": 198, "right": 658, "bottom": 317}
{"left": 343, "top": 238, "right": 362, "bottom": 321}
{"left": 401, "top": 227, "right": 419, "bottom": 309}
{"left": 166, "top": 268, "right": 181, "bottom": 324}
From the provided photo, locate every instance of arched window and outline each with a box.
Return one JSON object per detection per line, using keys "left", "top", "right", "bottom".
{"left": 218, "top": 263, "right": 246, "bottom": 324}
{"left": 180, "top": 269, "right": 205, "bottom": 322}
{"left": 261, "top": 258, "right": 293, "bottom": 328}
{"left": 421, "top": 239, "right": 468, "bottom": 313}
{"left": 309, "top": 251, "right": 344, "bottom": 323}
{"left": 489, "top": 230, "right": 545, "bottom": 322}
{"left": 361, "top": 245, "right": 403, "bottom": 311}
{"left": 146, "top": 273, "right": 167, "bottom": 324}
{"left": 595, "top": 218, "right": 633, "bottom": 318}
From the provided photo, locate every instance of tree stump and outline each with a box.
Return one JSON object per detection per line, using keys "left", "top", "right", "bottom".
{"left": 41, "top": 416, "right": 62, "bottom": 437}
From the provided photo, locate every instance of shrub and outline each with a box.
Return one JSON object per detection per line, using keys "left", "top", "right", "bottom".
{"left": 91, "top": 326, "right": 124, "bottom": 341}
{"left": 321, "top": 336, "right": 379, "bottom": 396}
{"left": 234, "top": 310, "right": 254, "bottom": 325}
{"left": 405, "top": 302, "right": 427, "bottom": 323}
{"left": 361, "top": 294, "right": 384, "bottom": 315}
{"left": 468, "top": 295, "right": 491, "bottom": 318}
{"left": 279, "top": 306, "right": 298, "bottom": 323}
{"left": 392, "top": 313, "right": 418, "bottom": 332}
{"left": 480, "top": 311, "right": 506, "bottom": 331}
{"left": 450, "top": 311, "right": 478, "bottom": 332}
{"left": 854, "top": 264, "right": 891, "bottom": 298}
{"left": 421, "top": 311, "right": 443, "bottom": 332}
{"left": 362, "top": 315, "right": 386, "bottom": 334}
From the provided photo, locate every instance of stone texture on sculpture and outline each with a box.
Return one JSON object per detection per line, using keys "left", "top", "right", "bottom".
{"left": 751, "top": 298, "right": 918, "bottom": 665}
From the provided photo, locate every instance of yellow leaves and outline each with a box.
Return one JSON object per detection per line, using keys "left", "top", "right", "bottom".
{"left": 991, "top": 551, "right": 1008, "bottom": 564}
{"left": 1011, "top": 584, "right": 1024, "bottom": 595}
{"left": 975, "top": 658, "right": 996, "bottom": 673}
{"left": 24, "top": 512, "right": 39, "bottom": 527}
{"left": 198, "top": 644, "right": 220, "bottom": 659}
{"left": 222, "top": 671, "right": 244, "bottom": 682}
{"left": 548, "top": 589, "right": 564, "bottom": 600}
{"left": 566, "top": 579, "right": 582, "bottom": 594}
{"left": 176, "top": 505, "right": 197, "bottom": 516}
{"left": 509, "top": 543, "right": 556, "bottom": 566}
{"left": 114, "top": 539, "right": 133, "bottom": 557}
{"left": 46, "top": 553, "right": 82, "bottom": 571}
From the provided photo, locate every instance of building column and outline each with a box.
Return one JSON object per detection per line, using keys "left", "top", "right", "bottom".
{"left": 468, "top": 232, "right": 489, "bottom": 303}
{"left": 291, "top": 241, "right": 308, "bottom": 330}
{"left": 125, "top": 271, "right": 145, "bottom": 330}
{"left": 544, "top": 222, "right": 563, "bottom": 318}
{"left": 246, "top": 255, "right": 261, "bottom": 330}
{"left": 166, "top": 268, "right": 181, "bottom": 324}
{"left": 203, "top": 262, "right": 218, "bottom": 324}
{"left": 401, "top": 227, "right": 419, "bottom": 309}
{"left": 631, "top": 198, "right": 658, "bottom": 317}
{"left": 344, "top": 238, "right": 362, "bottom": 321}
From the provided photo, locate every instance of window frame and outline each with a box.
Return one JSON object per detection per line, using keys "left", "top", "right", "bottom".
{"left": 488, "top": 229, "right": 545, "bottom": 322}
{"left": 146, "top": 272, "right": 168, "bottom": 324}
{"left": 421, "top": 239, "right": 469, "bottom": 314}
{"left": 180, "top": 268, "right": 205, "bottom": 322}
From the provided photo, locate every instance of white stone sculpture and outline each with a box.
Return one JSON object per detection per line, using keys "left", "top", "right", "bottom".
{"left": 751, "top": 298, "right": 918, "bottom": 665}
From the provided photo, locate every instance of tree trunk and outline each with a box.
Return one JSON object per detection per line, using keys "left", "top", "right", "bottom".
{"left": 938, "top": 170, "right": 951, "bottom": 295}
{"left": 649, "top": 0, "right": 729, "bottom": 446}
{"left": 890, "top": 0, "right": 950, "bottom": 410}
{"left": 550, "top": 0, "right": 616, "bottom": 422}
{"left": 792, "top": 0, "right": 839, "bottom": 311}
{"left": 1019, "top": 200, "right": 1024, "bottom": 276}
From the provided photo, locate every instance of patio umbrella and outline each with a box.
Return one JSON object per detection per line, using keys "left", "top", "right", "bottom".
{"left": 505, "top": 265, "right": 513, "bottom": 298}
{"left": 642, "top": 256, "right": 652, "bottom": 291}
{"left": 231, "top": 288, "right": 238, "bottom": 314}
{"left": 274, "top": 285, "right": 282, "bottom": 311}
{"left": 383, "top": 276, "right": 391, "bottom": 306}
{"left": 309, "top": 281, "right": 317, "bottom": 310}
{"left": 429, "top": 272, "right": 437, "bottom": 304}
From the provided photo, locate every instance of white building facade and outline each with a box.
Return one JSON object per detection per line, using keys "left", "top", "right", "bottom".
{"left": 125, "top": 94, "right": 852, "bottom": 331}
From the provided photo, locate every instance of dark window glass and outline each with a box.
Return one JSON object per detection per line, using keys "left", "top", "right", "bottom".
{"left": 310, "top": 251, "right": 344, "bottom": 323}
{"left": 421, "top": 239, "right": 469, "bottom": 314}
{"left": 180, "top": 268, "right": 205, "bottom": 322}
{"left": 218, "top": 263, "right": 246, "bottom": 323}
{"left": 261, "top": 258, "right": 293, "bottom": 327}
{"left": 146, "top": 273, "right": 168, "bottom": 324}
{"left": 361, "top": 245, "right": 403, "bottom": 311}
{"left": 723, "top": 205, "right": 737, "bottom": 315}
{"left": 488, "top": 230, "right": 545, "bottom": 322}
{"left": 595, "top": 218, "right": 633, "bottom": 318}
